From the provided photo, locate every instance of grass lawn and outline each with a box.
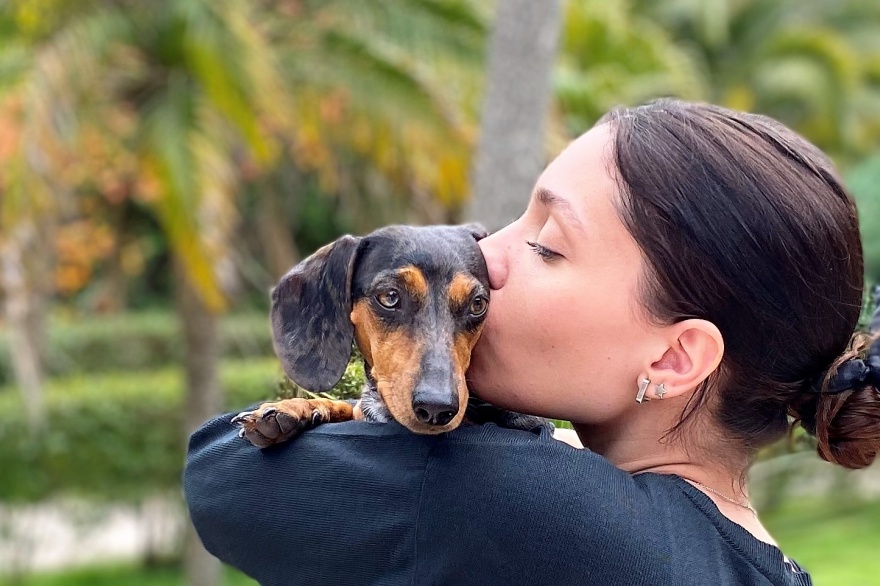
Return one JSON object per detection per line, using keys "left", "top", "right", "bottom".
{"left": 0, "top": 564, "right": 256, "bottom": 586}
{"left": 3, "top": 497, "right": 878, "bottom": 585}
{"left": 763, "top": 496, "right": 880, "bottom": 586}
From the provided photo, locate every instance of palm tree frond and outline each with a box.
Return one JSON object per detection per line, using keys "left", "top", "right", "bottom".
{"left": 142, "top": 83, "right": 227, "bottom": 312}
{"left": 181, "top": 2, "right": 279, "bottom": 164}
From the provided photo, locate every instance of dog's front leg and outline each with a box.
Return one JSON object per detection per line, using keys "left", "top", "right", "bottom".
{"left": 232, "top": 398, "right": 355, "bottom": 448}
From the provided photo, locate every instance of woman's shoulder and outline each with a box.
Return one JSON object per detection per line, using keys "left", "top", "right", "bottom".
{"left": 634, "top": 474, "right": 814, "bottom": 586}
{"left": 186, "top": 415, "right": 802, "bottom": 586}
{"left": 424, "top": 422, "right": 642, "bottom": 499}
{"left": 298, "top": 418, "right": 627, "bottom": 480}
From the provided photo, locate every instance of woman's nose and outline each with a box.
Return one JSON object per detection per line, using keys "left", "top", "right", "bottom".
{"left": 479, "top": 229, "right": 509, "bottom": 290}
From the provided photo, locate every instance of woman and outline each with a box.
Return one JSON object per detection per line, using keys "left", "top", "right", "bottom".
{"left": 184, "top": 99, "right": 880, "bottom": 586}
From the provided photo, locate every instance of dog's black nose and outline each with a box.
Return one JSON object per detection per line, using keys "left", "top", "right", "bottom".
{"left": 412, "top": 395, "right": 458, "bottom": 426}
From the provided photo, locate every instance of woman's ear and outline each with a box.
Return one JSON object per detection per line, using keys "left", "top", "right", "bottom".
{"left": 643, "top": 319, "right": 724, "bottom": 400}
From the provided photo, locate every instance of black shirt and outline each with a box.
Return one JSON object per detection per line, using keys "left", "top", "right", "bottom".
{"left": 184, "top": 414, "right": 813, "bottom": 586}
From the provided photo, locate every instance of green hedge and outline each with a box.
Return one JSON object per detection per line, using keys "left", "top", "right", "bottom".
{"left": 0, "top": 357, "right": 366, "bottom": 503}
{"left": 0, "top": 312, "right": 274, "bottom": 386}
{"left": 0, "top": 347, "right": 568, "bottom": 504}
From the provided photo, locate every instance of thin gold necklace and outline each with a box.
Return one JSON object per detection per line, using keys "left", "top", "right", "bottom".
{"left": 687, "top": 480, "right": 758, "bottom": 516}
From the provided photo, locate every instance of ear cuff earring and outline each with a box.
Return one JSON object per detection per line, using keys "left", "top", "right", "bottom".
{"left": 636, "top": 378, "right": 651, "bottom": 403}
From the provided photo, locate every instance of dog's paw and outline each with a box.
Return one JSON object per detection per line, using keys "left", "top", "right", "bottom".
{"left": 231, "top": 399, "right": 326, "bottom": 448}
{"left": 498, "top": 412, "right": 554, "bottom": 434}
{"left": 465, "top": 398, "right": 553, "bottom": 434}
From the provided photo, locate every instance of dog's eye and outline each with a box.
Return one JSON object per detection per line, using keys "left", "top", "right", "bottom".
{"left": 376, "top": 289, "right": 400, "bottom": 309}
{"left": 469, "top": 295, "right": 488, "bottom": 317}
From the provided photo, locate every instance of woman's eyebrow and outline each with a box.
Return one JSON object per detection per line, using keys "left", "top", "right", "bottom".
{"left": 535, "top": 187, "right": 585, "bottom": 233}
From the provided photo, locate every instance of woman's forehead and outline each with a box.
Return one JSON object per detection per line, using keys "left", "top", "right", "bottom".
{"left": 537, "top": 125, "right": 619, "bottom": 224}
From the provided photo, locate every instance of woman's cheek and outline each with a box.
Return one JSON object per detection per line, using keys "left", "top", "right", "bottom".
{"left": 468, "top": 313, "right": 515, "bottom": 403}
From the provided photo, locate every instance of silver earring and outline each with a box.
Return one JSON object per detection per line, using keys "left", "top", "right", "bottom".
{"left": 655, "top": 383, "right": 667, "bottom": 399}
{"left": 636, "top": 378, "right": 651, "bottom": 403}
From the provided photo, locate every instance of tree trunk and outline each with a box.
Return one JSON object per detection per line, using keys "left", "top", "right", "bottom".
{"left": 0, "top": 221, "right": 45, "bottom": 431}
{"left": 466, "top": 0, "right": 564, "bottom": 231}
{"left": 175, "top": 258, "right": 223, "bottom": 586}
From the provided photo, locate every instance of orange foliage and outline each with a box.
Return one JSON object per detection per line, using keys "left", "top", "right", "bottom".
{"left": 0, "top": 97, "right": 23, "bottom": 166}
{"left": 53, "top": 219, "right": 115, "bottom": 296}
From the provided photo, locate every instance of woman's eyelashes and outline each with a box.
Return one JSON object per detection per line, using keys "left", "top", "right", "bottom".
{"left": 526, "top": 240, "right": 562, "bottom": 261}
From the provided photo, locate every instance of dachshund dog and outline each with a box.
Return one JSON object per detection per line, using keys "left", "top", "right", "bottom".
{"left": 232, "top": 224, "right": 549, "bottom": 448}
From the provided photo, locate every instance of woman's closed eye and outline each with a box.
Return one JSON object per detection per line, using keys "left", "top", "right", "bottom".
{"left": 527, "top": 241, "right": 562, "bottom": 261}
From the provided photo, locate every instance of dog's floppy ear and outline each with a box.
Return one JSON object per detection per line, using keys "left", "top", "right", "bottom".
{"left": 463, "top": 222, "right": 489, "bottom": 241}
{"left": 271, "top": 235, "right": 362, "bottom": 392}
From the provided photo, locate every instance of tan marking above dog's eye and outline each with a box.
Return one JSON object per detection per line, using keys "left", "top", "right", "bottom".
{"left": 377, "top": 289, "right": 400, "bottom": 309}
{"left": 469, "top": 295, "right": 488, "bottom": 317}
{"left": 449, "top": 273, "right": 478, "bottom": 307}
{"left": 397, "top": 266, "right": 428, "bottom": 300}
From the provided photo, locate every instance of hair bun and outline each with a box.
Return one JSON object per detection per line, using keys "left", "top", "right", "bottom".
{"left": 790, "top": 286, "right": 880, "bottom": 469}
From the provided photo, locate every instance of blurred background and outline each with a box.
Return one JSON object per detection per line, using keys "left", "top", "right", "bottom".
{"left": 1, "top": 0, "right": 879, "bottom": 585}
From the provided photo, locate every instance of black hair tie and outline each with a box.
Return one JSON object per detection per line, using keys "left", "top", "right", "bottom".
{"left": 808, "top": 285, "right": 880, "bottom": 395}
{"left": 811, "top": 356, "right": 880, "bottom": 394}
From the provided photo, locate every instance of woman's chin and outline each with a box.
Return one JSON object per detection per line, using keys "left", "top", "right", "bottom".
{"left": 465, "top": 349, "right": 498, "bottom": 400}
{"left": 468, "top": 340, "right": 540, "bottom": 413}
{"left": 466, "top": 360, "right": 521, "bottom": 412}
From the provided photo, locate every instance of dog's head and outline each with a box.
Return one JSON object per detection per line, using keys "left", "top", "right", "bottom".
{"left": 271, "top": 224, "right": 490, "bottom": 434}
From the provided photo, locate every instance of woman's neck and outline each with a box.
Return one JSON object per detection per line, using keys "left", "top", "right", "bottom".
{"left": 571, "top": 402, "right": 747, "bottom": 473}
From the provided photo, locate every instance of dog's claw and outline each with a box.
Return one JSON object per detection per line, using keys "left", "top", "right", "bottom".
{"left": 231, "top": 400, "right": 325, "bottom": 448}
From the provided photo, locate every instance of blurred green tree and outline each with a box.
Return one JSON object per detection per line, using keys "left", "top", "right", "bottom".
{"left": 630, "top": 0, "right": 880, "bottom": 164}
{"left": 1, "top": 2, "right": 285, "bottom": 583}
{"left": 242, "top": 0, "right": 487, "bottom": 279}
{"left": 847, "top": 154, "right": 880, "bottom": 286}
{"left": 1, "top": 2, "right": 487, "bottom": 582}
{"left": 557, "top": 0, "right": 706, "bottom": 134}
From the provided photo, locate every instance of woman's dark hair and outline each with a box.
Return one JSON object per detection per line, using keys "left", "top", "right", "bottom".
{"left": 600, "top": 99, "right": 878, "bottom": 469}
